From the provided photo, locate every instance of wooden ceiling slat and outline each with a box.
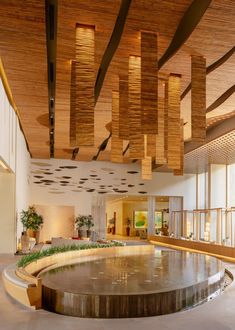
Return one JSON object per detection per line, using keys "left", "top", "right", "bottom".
{"left": 1, "top": 0, "right": 235, "bottom": 164}
{"left": 0, "top": 0, "right": 49, "bottom": 157}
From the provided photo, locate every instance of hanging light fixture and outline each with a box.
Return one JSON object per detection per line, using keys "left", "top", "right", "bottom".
{"left": 167, "top": 73, "right": 181, "bottom": 171}
{"left": 111, "top": 90, "right": 123, "bottom": 163}
{"left": 191, "top": 55, "right": 206, "bottom": 142}
{"left": 128, "top": 55, "right": 144, "bottom": 159}
{"left": 75, "top": 23, "right": 95, "bottom": 146}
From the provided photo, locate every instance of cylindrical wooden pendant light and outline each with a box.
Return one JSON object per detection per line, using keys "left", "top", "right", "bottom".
{"left": 191, "top": 55, "right": 206, "bottom": 142}
{"left": 155, "top": 97, "right": 166, "bottom": 164}
{"left": 141, "top": 31, "right": 158, "bottom": 135}
{"left": 128, "top": 56, "right": 144, "bottom": 159}
{"left": 75, "top": 23, "right": 95, "bottom": 146}
{"left": 167, "top": 74, "right": 181, "bottom": 170}
{"left": 119, "top": 75, "right": 129, "bottom": 141}
{"left": 70, "top": 60, "right": 76, "bottom": 147}
{"left": 142, "top": 135, "right": 152, "bottom": 180}
{"left": 174, "top": 119, "right": 184, "bottom": 176}
{"left": 111, "top": 91, "right": 123, "bottom": 163}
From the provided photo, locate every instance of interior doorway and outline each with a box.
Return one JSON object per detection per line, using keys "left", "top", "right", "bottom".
{"left": 105, "top": 195, "right": 171, "bottom": 239}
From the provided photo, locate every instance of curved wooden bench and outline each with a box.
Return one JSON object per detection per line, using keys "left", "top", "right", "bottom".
{"left": 2, "top": 263, "right": 42, "bottom": 309}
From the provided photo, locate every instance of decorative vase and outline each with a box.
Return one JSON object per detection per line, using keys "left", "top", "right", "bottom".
{"left": 21, "top": 232, "right": 30, "bottom": 253}
{"left": 77, "top": 229, "right": 83, "bottom": 239}
{"left": 27, "top": 228, "right": 35, "bottom": 238}
{"left": 87, "top": 230, "right": 91, "bottom": 238}
{"left": 35, "top": 231, "right": 40, "bottom": 244}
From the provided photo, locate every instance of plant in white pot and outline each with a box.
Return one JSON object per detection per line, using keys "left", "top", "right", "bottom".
{"left": 20, "top": 206, "right": 43, "bottom": 245}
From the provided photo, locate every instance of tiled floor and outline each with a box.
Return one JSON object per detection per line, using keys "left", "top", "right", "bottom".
{"left": 1, "top": 249, "right": 235, "bottom": 330}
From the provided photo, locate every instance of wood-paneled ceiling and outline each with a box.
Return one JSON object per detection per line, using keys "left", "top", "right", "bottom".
{"left": 0, "top": 0, "right": 234, "bottom": 172}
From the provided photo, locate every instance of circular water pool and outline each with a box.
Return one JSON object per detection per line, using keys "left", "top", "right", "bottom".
{"left": 41, "top": 250, "right": 224, "bottom": 318}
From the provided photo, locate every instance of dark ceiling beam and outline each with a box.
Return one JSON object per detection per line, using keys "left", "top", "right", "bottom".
{"left": 158, "top": 0, "right": 212, "bottom": 69}
{"left": 206, "top": 85, "right": 235, "bottom": 113}
{"left": 92, "top": 133, "right": 112, "bottom": 161}
{"left": 45, "top": 0, "right": 58, "bottom": 158}
{"left": 94, "top": 0, "right": 132, "bottom": 104}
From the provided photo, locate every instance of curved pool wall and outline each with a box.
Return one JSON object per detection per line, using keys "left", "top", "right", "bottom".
{"left": 40, "top": 250, "right": 225, "bottom": 318}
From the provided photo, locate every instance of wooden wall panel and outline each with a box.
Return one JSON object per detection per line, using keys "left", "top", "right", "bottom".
{"left": 191, "top": 55, "right": 206, "bottom": 142}
{"left": 70, "top": 60, "right": 76, "bottom": 147}
{"left": 75, "top": 24, "right": 95, "bottom": 146}
{"left": 111, "top": 91, "right": 123, "bottom": 163}
{"left": 119, "top": 75, "right": 129, "bottom": 140}
{"left": 167, "top": 74, "right": 181, "bottom": 170}
{"left": 129, "top": 56, "right": 144, "bottom": 159}
{"left": 155, "top": 97, "right": 166, "bottom": 164}
{"left": 141, "top": 31, "right": 158, "bottom": 134}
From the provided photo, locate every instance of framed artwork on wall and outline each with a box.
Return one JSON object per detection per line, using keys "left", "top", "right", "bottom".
{"left": 155, "top": 211, "right": 163, "bottom": 229}
{"left": 134, "top": 211, "right": 148, "bottom": 229}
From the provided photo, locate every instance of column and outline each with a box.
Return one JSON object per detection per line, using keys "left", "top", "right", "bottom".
{"left": 216, "top": 208, "right": 222, "bottom": 245}
{"left": 91, "top": 194, "right": 106, "bottom": 239}
{"left": 147, "top": 196, "right": 155, "bottom": 236}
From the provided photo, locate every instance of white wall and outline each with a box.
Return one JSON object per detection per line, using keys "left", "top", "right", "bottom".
{"left": 210, "top": 164, "right": 226, "bottom": 208}
{"left": 228, "top": 163, "right": 235, "bottom": 207}
{"left": 0, "top": 77, "right": 30, "bottom": 245}
{"left": 15, "top": 121, "right": 30, "bottom": 238}
{"left": 0, "top": 79, "right": 16, "bottom": 171}
{"left": 30, "top": 189, "right": 92, "bottom": 216}
{"left": 144, "top": 172, "right": 196, "bottom": 210}
{"left": 0, "top": 173, "right": 15, "bottom": 253}
{"left": 198, "top": 172, "right": 207, "bottom": 209}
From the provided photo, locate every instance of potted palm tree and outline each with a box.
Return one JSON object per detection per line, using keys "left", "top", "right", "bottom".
{"left": 84, "top": 215, "right": 94, "bottom": 238}
{"left": 75, "top": 215, "right": 86, "bottom": 238}
{"left": 75, "top": 214, "right": 94, "bottom": 238}
{"left": 20, "top": 206, "right": 43, "bottom": 244}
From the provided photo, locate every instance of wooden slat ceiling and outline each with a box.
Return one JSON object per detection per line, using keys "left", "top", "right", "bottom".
{"left": 0, "top": 0, "right": 234, "bottom": 169}
{"left": 0, "top": 0, "right": 49, "bottom": 158}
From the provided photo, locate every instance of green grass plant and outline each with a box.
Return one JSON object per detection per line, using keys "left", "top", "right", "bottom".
{"left": 17, "top": 241, "right": 124, "bottom": 268}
